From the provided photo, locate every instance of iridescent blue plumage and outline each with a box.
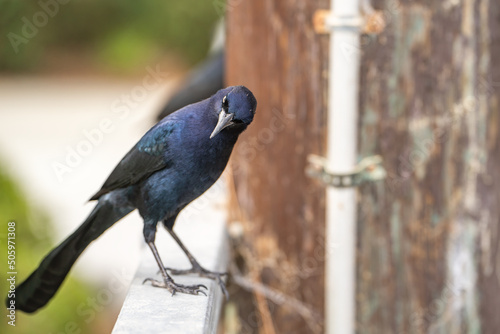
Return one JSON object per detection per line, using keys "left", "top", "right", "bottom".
{"left": 10, "top": 85, "right": 257, "bottom": 312}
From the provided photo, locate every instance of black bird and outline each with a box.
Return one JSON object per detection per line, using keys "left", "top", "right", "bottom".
{"left": 157, "top": 51, "right": 225, "bottom": 121}
{"left": 9, "top": 85, "right": 257, "bottom": 313}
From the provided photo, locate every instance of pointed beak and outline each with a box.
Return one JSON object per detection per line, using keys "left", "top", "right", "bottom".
{"left": 210, "top": 109, "right": 234, "bottom": 139}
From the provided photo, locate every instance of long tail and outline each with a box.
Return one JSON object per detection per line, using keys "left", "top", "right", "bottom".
{"left": 8, "top": 195, "right": 134, "bottom": 313}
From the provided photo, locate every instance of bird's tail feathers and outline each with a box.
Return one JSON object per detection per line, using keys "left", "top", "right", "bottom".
{"left": 9, "top": 197, "right": 133, "bottom": 313}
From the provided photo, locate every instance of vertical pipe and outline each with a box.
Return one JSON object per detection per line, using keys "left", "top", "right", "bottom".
{"left": 326, "top": 1, "right": 360, "bottom": 333}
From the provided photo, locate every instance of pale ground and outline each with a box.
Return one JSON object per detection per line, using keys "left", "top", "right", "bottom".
{"left": 0, "top": 75, "right": 228, "bottom": 306}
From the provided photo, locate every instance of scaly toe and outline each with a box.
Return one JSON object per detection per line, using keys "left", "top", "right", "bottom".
{"left": 144, "top": 277, "right": 208, "bottom": 297}
{"left": 143, "top": 278, "right": 168, "bottom": 288}
{"left": 162, "top": 266, "right": 229, "bottom": 299}
{"left": 170, "top": 282, "right": 208, "bottom": 296}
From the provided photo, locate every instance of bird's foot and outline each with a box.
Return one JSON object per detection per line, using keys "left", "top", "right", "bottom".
{"left": 164, "top": 264, "right": 229, "bottom": 299}
{"left": 143, "top": 277, "right": 207, "bottom": 297}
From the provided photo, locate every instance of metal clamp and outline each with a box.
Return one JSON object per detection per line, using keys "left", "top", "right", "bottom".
{"left": 313, "top": 9, "right": 385, "bottom": 34}
{"left": 306, "top": 155, "right": 386, "bottom": 188}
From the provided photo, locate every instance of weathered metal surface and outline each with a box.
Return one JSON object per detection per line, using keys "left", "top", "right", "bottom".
{"left": 226, "top": 0, "right": 329, "bottom": 333}
{"left": 357, "top": 0, "right": 500, "bottom": 333}
{"left": 478, "top": 1, "right": 500, "bottom": 332}
{"left": 227, "top": 0, "right": 499, "bottom": 333}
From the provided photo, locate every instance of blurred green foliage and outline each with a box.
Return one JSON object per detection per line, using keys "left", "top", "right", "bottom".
{"left": 0, "top": 166, "right": 97, "bottom": 334}
{"left": 0, "top": 0, "right": 220, "bottom": 73}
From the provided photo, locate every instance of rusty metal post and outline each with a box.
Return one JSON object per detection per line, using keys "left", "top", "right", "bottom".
{"left": 356, "top": 0, "right": 500, "bottom": 332}
{"left": 226, "top": 0, "right": 329, "bottom": 333}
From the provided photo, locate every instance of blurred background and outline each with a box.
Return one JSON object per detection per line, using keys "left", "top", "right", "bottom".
{"left": 0, "top": 1, "right": 220, "bottom": 333}
{"left": 0, "top": 0, "right": 218, "bottom": 74}
{"left": 2, "top": 1, "right": 500, "bottom": 334}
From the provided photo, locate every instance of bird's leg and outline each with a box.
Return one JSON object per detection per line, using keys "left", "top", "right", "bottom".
{"left": 142, "top": 228, "right": 207, "bottom": 296}
{"left": 164, "top": 227, "right": 229, "bottom": 298}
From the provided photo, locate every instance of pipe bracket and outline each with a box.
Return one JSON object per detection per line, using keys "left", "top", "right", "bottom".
{"left": 306, "top": 155, "right": 386, "bottom": 188}
{"left": 313, "top": 9, "right": 385, "bottom": 34}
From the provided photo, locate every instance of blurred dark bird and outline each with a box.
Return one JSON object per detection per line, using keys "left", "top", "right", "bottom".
{"left": 8, "top": 85, "right": 257, "bottom": 313}
{"left": 157, "top": 20, "right": 225, "bottom": 121}
{"left": 157, "top": 51, "right": 224, "bottom": 121}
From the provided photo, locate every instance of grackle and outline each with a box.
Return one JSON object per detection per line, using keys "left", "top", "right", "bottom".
{"left": 8, "top": 85, "right": 257, "bottom": 313}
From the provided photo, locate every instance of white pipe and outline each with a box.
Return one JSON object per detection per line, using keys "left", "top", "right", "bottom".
{"left": 326, "top": 1, "right": 361, "bottom": 333}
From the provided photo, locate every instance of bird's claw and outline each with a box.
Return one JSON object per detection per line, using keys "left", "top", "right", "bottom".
{"left": 143, "top": 278, "right": 207, "bottom": 296}
{"left": 164, "top": 266, "right": 229, "bottom": 299}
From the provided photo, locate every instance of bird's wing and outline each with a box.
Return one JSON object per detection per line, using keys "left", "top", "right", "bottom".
{"left": 89, "top": 121, "right": 181, "bottom": 200}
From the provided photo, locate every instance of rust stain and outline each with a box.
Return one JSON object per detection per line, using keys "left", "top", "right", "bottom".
{"left": 226, "top": 0, "right": 328, "bottom": 333}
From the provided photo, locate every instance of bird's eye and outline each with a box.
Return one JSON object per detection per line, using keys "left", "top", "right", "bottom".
{"left": 222, "top": 96, "right": 229, "bottom": 109}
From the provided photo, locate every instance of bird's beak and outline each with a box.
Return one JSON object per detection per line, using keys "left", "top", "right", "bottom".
{"left": 210, "top": 109, "right": 234, "bottom": 139}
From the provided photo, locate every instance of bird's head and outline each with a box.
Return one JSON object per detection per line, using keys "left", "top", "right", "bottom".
{"left": 210, "top": 86, "right": 257, "bottom": 139}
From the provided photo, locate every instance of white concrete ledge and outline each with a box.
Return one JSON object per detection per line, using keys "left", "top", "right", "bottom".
{"left": 112, "top": 186, "right": 229, "bottom": 334}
